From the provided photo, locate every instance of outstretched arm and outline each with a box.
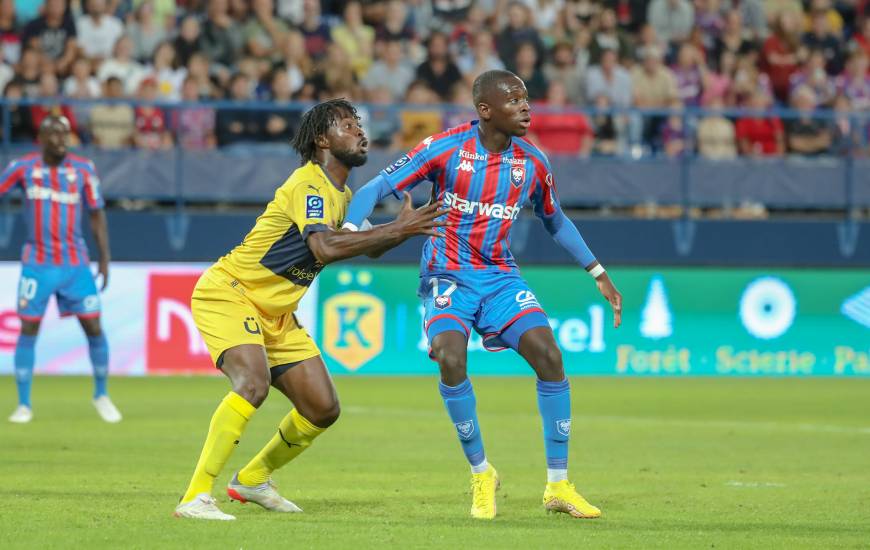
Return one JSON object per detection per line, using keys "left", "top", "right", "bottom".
{"left": 342, "top": 174, "right": 395, "bottom": 231}
{"left": 89, "top": 209, "right": 111, "bottom": 291}
{"left": 308, "top": 192, "right": 446, "bottom": 265}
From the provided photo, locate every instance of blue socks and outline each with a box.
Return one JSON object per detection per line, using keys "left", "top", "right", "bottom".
{"left": 536, "top": 378, "right": 571, "bottom": 482}
{"left": 439, "top": 379, "right": 488, "bottom": 473}
{"left": 14, "top": 334, "right": 36, "bottom": 408}
{"left": 88, "top": 334, "right": 109, "bottom": 398}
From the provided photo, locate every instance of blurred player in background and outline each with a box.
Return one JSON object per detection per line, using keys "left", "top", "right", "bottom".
{"left": 0, "top": 115, "right": 119, "bottom": 424}
{"left": 344, "top": 70, "right": 623, "bottom": 520}
{"left": 174, "top": 99, "right": 445, "bottom": 521}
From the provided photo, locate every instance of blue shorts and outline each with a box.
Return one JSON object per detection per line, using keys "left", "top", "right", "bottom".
{"left": 418, "top": 270, "right": 550, "bottom": 355}
{"left": 17, "top": 264, "right": 101, "bottom": 321}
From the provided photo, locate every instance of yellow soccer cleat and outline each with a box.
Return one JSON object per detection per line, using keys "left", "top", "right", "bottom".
{"left": 470, "top": 465, "right": 500, "bottom": 520}
{"left": 543, "top": 480, "right": 601, "bottom": 519}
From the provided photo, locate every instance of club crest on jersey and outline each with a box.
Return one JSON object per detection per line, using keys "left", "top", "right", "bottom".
{"left": 306, "top": 195, "right": 324, "bottom": 219}
{"left": 511, "top": 165, "right": 526, "bottom": 186}
{"left": 455, "top": 420, "right": 475, "bottom": 440}
{"left": 434, "top": 295, "right": 451, "bottom": 309}
{"left": 556, "top": 418, "right": 571, "bottom": 437}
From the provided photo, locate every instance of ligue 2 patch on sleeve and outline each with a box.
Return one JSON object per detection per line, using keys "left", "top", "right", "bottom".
{"left": 306, "top": 195, "right": 324, "bottom": 219}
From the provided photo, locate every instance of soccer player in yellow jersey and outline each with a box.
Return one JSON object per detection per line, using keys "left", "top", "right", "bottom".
{"left": 174, "top": 99, "right": 445, "bottom": 520}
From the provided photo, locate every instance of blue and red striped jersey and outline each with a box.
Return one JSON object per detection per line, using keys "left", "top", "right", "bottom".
{"left": 0, "top": 152, "right": 104, "bottom": 266}
{"left": 380, "top": 120, "right": 563, "bottom": 274}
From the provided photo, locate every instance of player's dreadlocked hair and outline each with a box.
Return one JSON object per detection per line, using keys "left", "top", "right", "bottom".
{"left": 291, "top": 98, "right": 359, "bottom": 164}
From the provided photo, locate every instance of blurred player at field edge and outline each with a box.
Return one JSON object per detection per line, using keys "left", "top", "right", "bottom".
{"left": 344, "top": 70, "right": 622, "bottom": 520}
{"left": 174, "top": 99, "right": 446, "bottom": 521}
{"left": 0, "top": 116, "right": 119, "bottom": 424}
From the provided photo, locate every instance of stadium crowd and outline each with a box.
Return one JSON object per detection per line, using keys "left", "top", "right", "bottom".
{"left": 0, "top": 0, "right": 869, "bottom": 157}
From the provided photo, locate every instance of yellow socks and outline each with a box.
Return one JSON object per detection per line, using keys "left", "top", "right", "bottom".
{"left": 237, "top": 408, "right": 325, "bottom": 486}
{"left": 181, "top": 392, "right": 256, "bottom": 503}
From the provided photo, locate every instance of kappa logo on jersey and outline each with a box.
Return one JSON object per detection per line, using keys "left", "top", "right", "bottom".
{"left": 511, "top": 165, "right": 525, "bottom": 186}
{"left": 443, "top": 192, "right": 521, "bottom": 220}
{"left": 384, "top": 154, "right": 410, "bottom": 174}
{"left": 423, "top": 136, "right": 434, "bottom": 148}
{"left": 306, "top": 195, "right": 324, "bottom": 219}
{"left": 323, "top": 290, "right": 385, "bottom": 371}
{"left": 545, "top": 173, "right": 554, "bottom": 187}
{"left": 456, "top": 160, "right": 476, "bottom": 173}
{"left": 556, "top": 418, "right": 571, "bottom": 437}
{"left": 516, "top": 290, "right": 540, "bottom": 309}
{"left": 455, "top": 420, "right": 475, "bottom": 440}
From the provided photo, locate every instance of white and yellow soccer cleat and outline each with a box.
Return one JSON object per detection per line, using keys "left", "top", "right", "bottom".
{"left": 8, "top": 405, "right": 33, "bottom": 424}
{"left": 174, "top": 494, "right": 236, "bottom": 521}
{"left": 93, "top": 395, "right": 122, "bottom": 423}
{"left": 470, "top": 465, "right": 500, "bottom": 520}
{"left": 227, "top": 474, "right": 303, "bottom": 513}
{"left": 543, "top": 480, "right": 601, "bottom": 518}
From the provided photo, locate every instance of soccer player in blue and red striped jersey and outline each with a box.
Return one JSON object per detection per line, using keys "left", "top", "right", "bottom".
{"left": 1, "top": 115, "right": 120, "bottom": 424}
{"left": 344, "top": 70, "right": 623, "bottom": 520}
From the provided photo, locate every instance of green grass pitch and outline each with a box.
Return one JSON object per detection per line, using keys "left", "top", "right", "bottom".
{"left": 1, "top": 375, "right": 869, "bottom": 549}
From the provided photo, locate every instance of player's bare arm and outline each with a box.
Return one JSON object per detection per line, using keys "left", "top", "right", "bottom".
{"left": 587, "top": 260, "right": 622, "bottom": 328}
{"left": 307, "top": 192, "right": 447, "bottom": 265}
{"left": 89, "top": 209, "right": 110, "bottom": 291}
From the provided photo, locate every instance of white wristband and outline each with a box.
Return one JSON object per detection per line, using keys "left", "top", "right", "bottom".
{"left": 588, "top": 264, "right": 605, "bottom": 279}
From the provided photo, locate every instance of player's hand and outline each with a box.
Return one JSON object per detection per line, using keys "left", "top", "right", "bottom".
{"left": 595, "top": 273, "right": 622, "bottom": 328}
{"left": 97, "top": 259, "right": 109, "bottom": 291}
{"left": 395, "top": 191, "right": 449, "bottom": 238}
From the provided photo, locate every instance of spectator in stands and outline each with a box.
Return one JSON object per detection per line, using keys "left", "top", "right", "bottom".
{"left": 450, "top": 4, "right": 487, "bottom": 68}
{"left": 90, "top": 76, "right": 134, "bottom": 149}
{"left": 589, "top": 7, "right": 632, "bottom": 64}
{"left": 702, "top": 50, "right": 735, "bottom": 105}
{"left": 261, "top": 70, "right": 298, "bottom": 143}
{"left": 672, "top": 43, "right": 706, "bottom": 106}
{"left": 174, "top": 14, "right": 203, "bottom": 68}
{"left": 712, "top": 10, "right": 756, "bottom": 66}
{"left": 513, "top": 41, "right": 548, "bottom": 101}
{"left": 173, "top": 75, "right": 216, "bottom": 149}
{"left": 631, "top": 45, "right": 678, "bottom": 146}
{"left": 216, "top": 73, "right": 262, "bottom": 146}
{"left": 634, "top": 23, "right": 665, "bottom": 63}
{"left": 543, "top": 41, "right": 584, "bottom": 105}
{"left": 0, "top": 0, "right": 21, "bottom": 65}
{"left": 331, "top": 0, "right": 374, "bottom": 79}
{"left": 77, "top": 0, "right": 124, "bottom": 63}
{"left": 697, "top": 96, "right": 737, "bottom": 159}
{"left": 362, "top": 38, "right": 414, "bottom": 102}
{"left": 97, "top": 35, "right": 145, "bottom": 97}
{"left": 186, "top": 52, "right": 219, "bottom": 99}
{"left": 133, "top": 77, "right": 172, "bottom": 149}
{"left": 731, "top": 51, "right": 773, "bottom": 105}
{"left": 415, "top": 31, "right": 462, "bottom": 101}
{"left": 30, "top": 72, "right": 80, "bottom": 143}
{"left": 243, "top": 0, "right": 289, "bottom": 61}
{"left": 789, "top": 49, "right": 836, "bottom": 106}
{"left": 276, "top": 30, "right": 310, "bottom": 98}
{"left": 720, "top": 0, "right": 767, "bottom": 39}
{"left": 364, "top": 86, "right": 400, "bottom": 150}
{"left": 694, "top": 0, "right": 725, "bottom": 50}
{"left": 591, "top": 95, "right": 622, "bottom": 155}
{"left": 611, "top": 0, "right": 648, "bottom": 33}
{"left": 660, "top": 99, "right": 688, "bottom": 157}
{"left": 145, "top": 41, "right": 185, "bottom": 101}
{"left": 1, "top": 81, "right": 33, "bottom": 143}
{"left": 529, "top": 80, "right": 593, "bottom": 156}
{"left": 802, "top": 7, "right": 844, "bottom": 74}
{"left": 849, "top": 17, "right": 870, "bottom": 60}
{"left": 308, "top": 42, "right": 358, "bottom": 99}
{"left": 0, "top": 56, "right": 10, "bottom": 91}
{"left": 496, "top": 1, "right": 544, "bottom": 73}
{"left": 11, "top": 47, "right": 42, "bottom": 98}
{"left": 21, "top": 0, "right": 77, "bottom": 75}
{"left": 201, "top": 0, "right": 243, "bottom": 73}
{"left": 399, "top": 80, "right": 442, "bottom": 150}
{"left": 647, "top": 0, "right": 694, "bottom": 47}
{"left": 785, "top": 85, "right": 832, "bottom": 155}
{"left": 735, "top": 91, "right": 784, "bottom": 156}
{"left": 63, "top": 57, "right": 101, "bottom": 98}
{"left": 299, "top": 0, "right": 332, "bottom": 61}
{"left": 585, "top": 48, "right": 632, "bottom": 108}
{"left": 761, "top": 11, "right": 803, "bottom": 103}
{"left": 127, "top": 1, "right": 168, "bottom": 63}
{"left": 376, "top": 0, "right": 415, "bottom": 43}
{"left": 803, "top": 0, "right": 843, "bottom": 38}
{"left": 835, "top": 51, "right": 870, "bottom": 111}
{"left": 457, "top": 29, "right": 504, "bottom": 85}
{"left": 830, "top": 94, "right": 858, "bottom": 156}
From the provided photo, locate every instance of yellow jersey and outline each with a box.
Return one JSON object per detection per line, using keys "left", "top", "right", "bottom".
{"left": 211, "top": 161, "right": 352, "bottom": 317}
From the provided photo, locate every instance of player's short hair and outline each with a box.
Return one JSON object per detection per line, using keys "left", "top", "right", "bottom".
{"left": 291, "top": 98, "right": 359, "bottom": 164}
{"left": 472, "top": 69, "right": 519, "bottom": 106}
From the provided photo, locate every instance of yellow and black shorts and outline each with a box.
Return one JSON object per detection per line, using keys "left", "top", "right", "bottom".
{"left": 191, "top": 268, "right": 320, "bottom": 377}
